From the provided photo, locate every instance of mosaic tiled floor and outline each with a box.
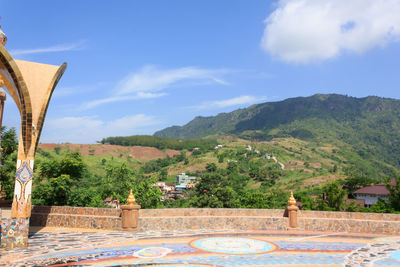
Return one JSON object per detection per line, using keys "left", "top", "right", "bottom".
{"left": 1, "top": 230, "right": 400, "bottom": 266}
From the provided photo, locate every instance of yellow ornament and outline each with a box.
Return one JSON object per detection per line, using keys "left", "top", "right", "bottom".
{"left": 288, "top": 191, "right": 296, "bottom": 206}
{"left": 127, "top": 189, "right": 136, "bottom": 205}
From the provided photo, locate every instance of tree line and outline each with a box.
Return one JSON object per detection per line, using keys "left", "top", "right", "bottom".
{"left": 100, "top": 135, "right": 218, "bottom": 151}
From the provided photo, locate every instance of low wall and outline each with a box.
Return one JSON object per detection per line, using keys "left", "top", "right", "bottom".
{"left": 139, "top": 208, "right": 288, "bottom": 232}
{"left": 30, "top": 206, "right": 121, "bottom": 230}
{"left": 299, "top": 210, "right": 400, "bottom": 221}
{"left": 26, "top": 206, "right": 400, "bottom": 234}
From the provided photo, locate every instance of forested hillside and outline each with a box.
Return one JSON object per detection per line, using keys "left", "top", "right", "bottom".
{"left": 154, "top": 94, "right": 400, "bottom": 174}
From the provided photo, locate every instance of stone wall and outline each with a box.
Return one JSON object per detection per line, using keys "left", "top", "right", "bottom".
{"left": 26, "top": 206, "right": 400, "bottom": 234}
{"left": 299, "top": 210, "right": 400, "bottom": 221}
{"left": 297, "top": 210, "right": 400, "bottom": 234}
{"left": 30, "top": 206, "right": 121, "bottom": 230}
{"left": 139, "top": 208, "right": 285, "bottom": 217}
{"left": 139, "top": 208, "right": 288, "bottom": 232}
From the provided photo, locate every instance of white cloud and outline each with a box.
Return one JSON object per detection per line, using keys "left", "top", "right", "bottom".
{"left": 10, "top": 40, "right": 86, "bottom": 56}
{"left": 116, "top": 65, "right": 229, "bottom": 95}
{"left": 192, "top": 95, "right": 267, "bottom": 110}
{"left": 41, "top": 114, "right": 160, "bottom": 143}
{"left": 81, "top": 92, "right": 166, "bottom": 110}
{"left": 82, "top": 65, "right": 230, "bottom": 110}
{"left": 261, "top": 0, "right": 400, "bottom": 63}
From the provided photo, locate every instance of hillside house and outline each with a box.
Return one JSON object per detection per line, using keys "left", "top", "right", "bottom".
{"left": 176, "top": 173, "right": 197, "bottom": 185}
{"left": 354, "top": 178, "right": 396, "bottom": 207}
{"left": 152, "top": 182, "right": 174, "bottom": 193}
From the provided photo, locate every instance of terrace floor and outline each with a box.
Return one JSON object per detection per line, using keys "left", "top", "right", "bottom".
{"left": 1, "top": 228, "right": 400, "bottom": 266}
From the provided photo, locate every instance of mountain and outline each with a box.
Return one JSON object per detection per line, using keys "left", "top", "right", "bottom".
{"left": 154, "top": 94, "right": 400, "bottom": 171}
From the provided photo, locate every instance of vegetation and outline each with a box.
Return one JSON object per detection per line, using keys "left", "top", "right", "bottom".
{"left": 155, "top": 94, "right": 400, "bottom": 178}
{"left": 0, "top": 127, "right": 18, "bottom": 199}
{"left": 100, "top": 135, "right": 217, "bottom": 151}
{"left": 1, "top": 94, "right": 400, "bottom": 213}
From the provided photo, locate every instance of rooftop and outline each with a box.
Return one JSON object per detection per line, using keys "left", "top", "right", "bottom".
{"left": 354, "top": 178, "right": 397, "bottom": 196}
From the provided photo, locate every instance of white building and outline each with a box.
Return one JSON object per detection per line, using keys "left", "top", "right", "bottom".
{"left": 176, "top": 173, "right": 196, "bottom": 185}
{"left": 354, "top": 178, "right": 396, "bottom": 207}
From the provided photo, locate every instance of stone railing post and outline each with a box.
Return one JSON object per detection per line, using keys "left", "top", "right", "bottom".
{"left": 121, "top": 190, "right": 140, "bottom": 231}
{"left": 287, "top": 191, "right": 299, "bottom": 228}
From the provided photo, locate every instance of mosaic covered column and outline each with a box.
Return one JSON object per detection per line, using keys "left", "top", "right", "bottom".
{"left": 0, "top": 29, "right": 67, "bottom": 249}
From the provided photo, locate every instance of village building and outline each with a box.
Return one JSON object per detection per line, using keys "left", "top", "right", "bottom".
{"left": 354, "top": 178, "right": 396, "bottom": 207}
{"left": 176, "top": 173, "right": 196, "bottom": 185}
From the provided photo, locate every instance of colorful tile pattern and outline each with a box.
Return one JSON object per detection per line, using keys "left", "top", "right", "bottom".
{"left": 2, "top": 230, "right": 399, "bottom": 266}
{"left": 0, "top": 218, "right": 29, "bottom": 249}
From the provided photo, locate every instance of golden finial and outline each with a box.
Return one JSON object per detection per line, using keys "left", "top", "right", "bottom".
{"left": 288, "top": 191, "right": 296, "bottom": 206}
{"left": 0, "top": 24, "right": 7, "bottom": 46}
{"left": 127, "top": 189, "right": 136, "bottom": 205}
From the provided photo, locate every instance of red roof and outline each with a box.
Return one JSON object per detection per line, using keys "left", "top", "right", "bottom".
{"left": 354, "top": 178, "right": 397, "bottom": 196}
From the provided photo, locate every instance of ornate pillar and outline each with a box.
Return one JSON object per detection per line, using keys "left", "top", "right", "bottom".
{"left": 0, "top": 26, "right": 67, "bottom": 249}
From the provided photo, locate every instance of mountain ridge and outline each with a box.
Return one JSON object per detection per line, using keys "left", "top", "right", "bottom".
{"left": 154, "top": 94, "right": 400, "bottom": 171}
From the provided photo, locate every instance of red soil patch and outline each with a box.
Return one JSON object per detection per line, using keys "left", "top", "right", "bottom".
{"left": 165, "top": 149, "right": 181, "bottom": 158}
{"left": 38, "top": 143, "right": 181, "bottom": 161}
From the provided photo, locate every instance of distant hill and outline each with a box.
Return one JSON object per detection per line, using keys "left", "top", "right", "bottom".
{"left": 154, "top": 94, "right": 400, "bottom": 172}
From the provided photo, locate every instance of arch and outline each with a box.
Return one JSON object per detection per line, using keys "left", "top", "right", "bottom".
{"left": 34, "top": 62, "right": 67, "bottom": 152}
{"left": 0, "top": 44, "right": 33, "bottom": 157}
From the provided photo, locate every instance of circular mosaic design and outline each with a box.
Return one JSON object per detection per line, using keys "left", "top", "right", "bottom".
{"left": 391, "top": 250, "right": 400, "bottom": 261}
{"left": 191, "top": 237, "right": 275, "bottom": 254}
{"left": 133, "top": 247, "right": 171, "bottom": 258}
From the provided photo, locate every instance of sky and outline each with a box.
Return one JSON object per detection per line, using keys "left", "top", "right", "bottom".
{"left": 1, "top": 0, "right": 400, "bottom": 143}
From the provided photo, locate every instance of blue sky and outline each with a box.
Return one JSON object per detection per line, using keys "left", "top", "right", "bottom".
{"left": 1, "top": 0, "right": 400, "bottom": 143}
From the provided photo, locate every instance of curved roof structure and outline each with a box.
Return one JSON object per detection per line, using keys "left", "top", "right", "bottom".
{"left": 0, "top": 44, "right": 66, "bottom": 158}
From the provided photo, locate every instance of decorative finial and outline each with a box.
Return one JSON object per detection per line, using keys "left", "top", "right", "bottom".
{"left": 127, "top": 189, "right": 136, "bottom": 205}
{"left": 288, "top": 191, "right": 296, "bottom": 206}
{"left": 0, "top": 24, "right": 7, "bottom": 46}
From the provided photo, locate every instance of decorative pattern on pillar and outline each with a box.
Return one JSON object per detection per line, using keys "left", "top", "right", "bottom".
{"left": 11, "top": 160, "right": 34, "bottom": 218}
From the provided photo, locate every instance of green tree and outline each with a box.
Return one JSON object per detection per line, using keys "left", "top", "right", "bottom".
{"left": 387, "top": 176, "right": 400, "bottom": 211}
{"left": 205, "top": 163, "right": 217, "bottom": 172}
{"left": 99, "top": 163, "right": 162, "bottom": 208}
{"left": 239, "top": 191, "right": 268, "bottom": 209}
{"left": 67, "top": 187, "right": 104, "bottom": 207}
{"left": 342, "top": 173, "right": 374, "bottom": 198}
{"left": 0, "top": 127, "right": 18, "bottom": 199}
{"left": 159, "top": 168, "right": 168, "bottom": 181}
{"left": 32, "top": 174, "right": 74, "bottom": 206}
{"left": 317, "top": 182, "right": 347, "bottom": 211}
